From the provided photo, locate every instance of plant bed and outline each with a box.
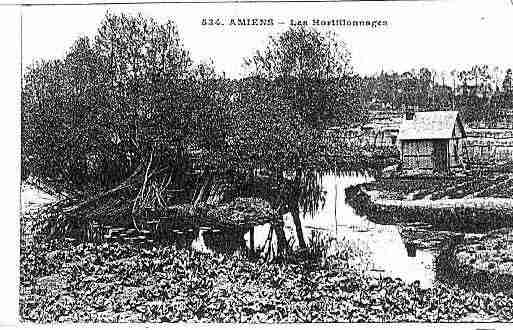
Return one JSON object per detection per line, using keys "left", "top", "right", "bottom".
{"left": 476, "top": 178, "right": 513, "bottom": 198}
{"left": 365, "top": 173, "right": 512, "bottom": 202}
{"left": 413, "top": 179, "right": 469, "bottom": 200}
{"left": 345, "top": 184, "right": 513, "bottom": 233}
{"left": 364, "top": 178, "right": 466, "bottom": 201}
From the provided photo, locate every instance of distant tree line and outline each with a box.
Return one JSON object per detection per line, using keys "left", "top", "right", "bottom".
{"left": 360, "top": 66, "right": 513, "bottom": 123}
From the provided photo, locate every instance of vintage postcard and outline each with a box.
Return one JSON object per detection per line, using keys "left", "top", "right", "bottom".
{"left": 9, "top": 0, "right": 513, "bottom": 324}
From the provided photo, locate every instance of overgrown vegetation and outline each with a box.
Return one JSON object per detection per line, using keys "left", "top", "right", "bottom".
{"left": 20, "top": 238, "right": 513, "bottom": 322}
{"left": 436, "top": 228, "right": 513, "bottom": 294}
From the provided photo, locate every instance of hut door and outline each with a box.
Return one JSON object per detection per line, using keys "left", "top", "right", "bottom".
{"left": 433, "top": 140, "right": 448, "bottom": 172}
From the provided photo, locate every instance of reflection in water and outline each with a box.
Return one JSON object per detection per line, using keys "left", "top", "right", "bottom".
{"left": 184, "top": 172, "right": 459, "bottom": 288}
{"left": 203, "top": 229, "right": 246, "bottom": 254}
{"left": 241, "top": 173, "right": 438, "bottom": 287}
{"left": 405, "top": 242, "right": 417, "bottom": 257}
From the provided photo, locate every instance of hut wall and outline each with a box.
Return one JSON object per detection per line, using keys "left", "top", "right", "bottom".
{"left": 401, "top": 140, "right": 434, "bottom": 171}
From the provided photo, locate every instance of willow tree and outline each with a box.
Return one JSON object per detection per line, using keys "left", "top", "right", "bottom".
{"left": 92, "top": 13, "right": 234, "bottom": 209}
{"left": 241, "top": 27, "right": 362, "bottom": 249}
{"left": 22, "top": 12, "right": 232, "bottom": 233}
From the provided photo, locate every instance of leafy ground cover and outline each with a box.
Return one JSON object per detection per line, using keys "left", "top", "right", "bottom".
{"left": 452, "top": 228, "right": 513, "bottom": 286}
{"left": 19, "top": 238, "right": 513, "bottom": 323}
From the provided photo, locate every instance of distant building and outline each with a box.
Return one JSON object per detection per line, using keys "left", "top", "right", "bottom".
{"left": 397, "top": 111, "right": 467, "bottom": 173}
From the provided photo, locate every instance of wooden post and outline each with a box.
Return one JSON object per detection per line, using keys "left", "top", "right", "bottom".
{"left": 334, "top": 182, "right": 338, "bottom": 235}
{"left": 249, "top": 227, "right": 255, "bottom": 254}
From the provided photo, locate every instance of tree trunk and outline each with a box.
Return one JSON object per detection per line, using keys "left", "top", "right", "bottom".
{"left": 291, "top": 204, "right": 306, "bottom": 249}
{"left": 290, "top": 168, "right": 307, "bottom": 249}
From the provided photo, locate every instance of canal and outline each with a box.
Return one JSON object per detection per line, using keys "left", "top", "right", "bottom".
{"left": 192, "top": 173, "right": 449, "bottom": 288}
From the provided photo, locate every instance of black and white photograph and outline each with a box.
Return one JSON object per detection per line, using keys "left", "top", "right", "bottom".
{"left": 7, "top": 0, "right": 513, "bottom": 324}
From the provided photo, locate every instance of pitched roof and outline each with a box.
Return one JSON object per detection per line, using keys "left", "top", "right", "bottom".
{"left": 397, "top": 111, "right": 466, "bottom": 140}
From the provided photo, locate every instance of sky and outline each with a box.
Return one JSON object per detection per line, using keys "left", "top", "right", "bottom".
{"left": 21, "top": 0, "right": 513, "bottom": 78}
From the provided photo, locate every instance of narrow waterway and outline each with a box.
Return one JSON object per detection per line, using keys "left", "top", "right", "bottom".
{"left": 251, "top": 173, "right": 438, "bottom": 287}
{"left": 189, "top": 173, "right": 442, "bottom": 287}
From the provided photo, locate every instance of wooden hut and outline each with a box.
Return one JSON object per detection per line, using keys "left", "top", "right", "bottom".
{"left": 397, "top": 111, "right": 467, "bottom": 173}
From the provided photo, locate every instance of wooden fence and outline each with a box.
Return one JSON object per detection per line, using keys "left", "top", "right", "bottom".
{"left": 329, "top": 128, "right": 513, "bottom": 164}
{"left": 463, "top": 139, "right": 513, "bottom": 164}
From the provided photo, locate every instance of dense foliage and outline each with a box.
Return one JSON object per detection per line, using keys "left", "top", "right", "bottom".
{"left": 21, "top": 13, "right": 228, "bottom": 193}
{"left": 22, "top": 16, "right": 369, "bottom": 199}
{"left": 22, "top": 13, "right": 513, "bottom": 194}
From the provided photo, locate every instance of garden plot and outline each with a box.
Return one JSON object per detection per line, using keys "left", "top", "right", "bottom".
{"left": 366, "top": 174, "right": 513, "bottom": 203}
{"left": 430, "top": 174, "right": 511, "bottom": 200}
{"left": 365, "top": 178, "right": 467, "bottom": 201}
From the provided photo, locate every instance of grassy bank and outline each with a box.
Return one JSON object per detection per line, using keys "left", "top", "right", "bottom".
{"left": 20, "top": 238, "right": 513, "bottom": 323}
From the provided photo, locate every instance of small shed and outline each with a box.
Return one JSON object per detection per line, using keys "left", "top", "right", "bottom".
{"left": 397, "top": 111, "right": 467, "bottom": 173}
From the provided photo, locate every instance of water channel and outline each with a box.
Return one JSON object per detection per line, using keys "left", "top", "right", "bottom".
{"left": 192, "top": 172, "right": 446, "bottom": 288}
